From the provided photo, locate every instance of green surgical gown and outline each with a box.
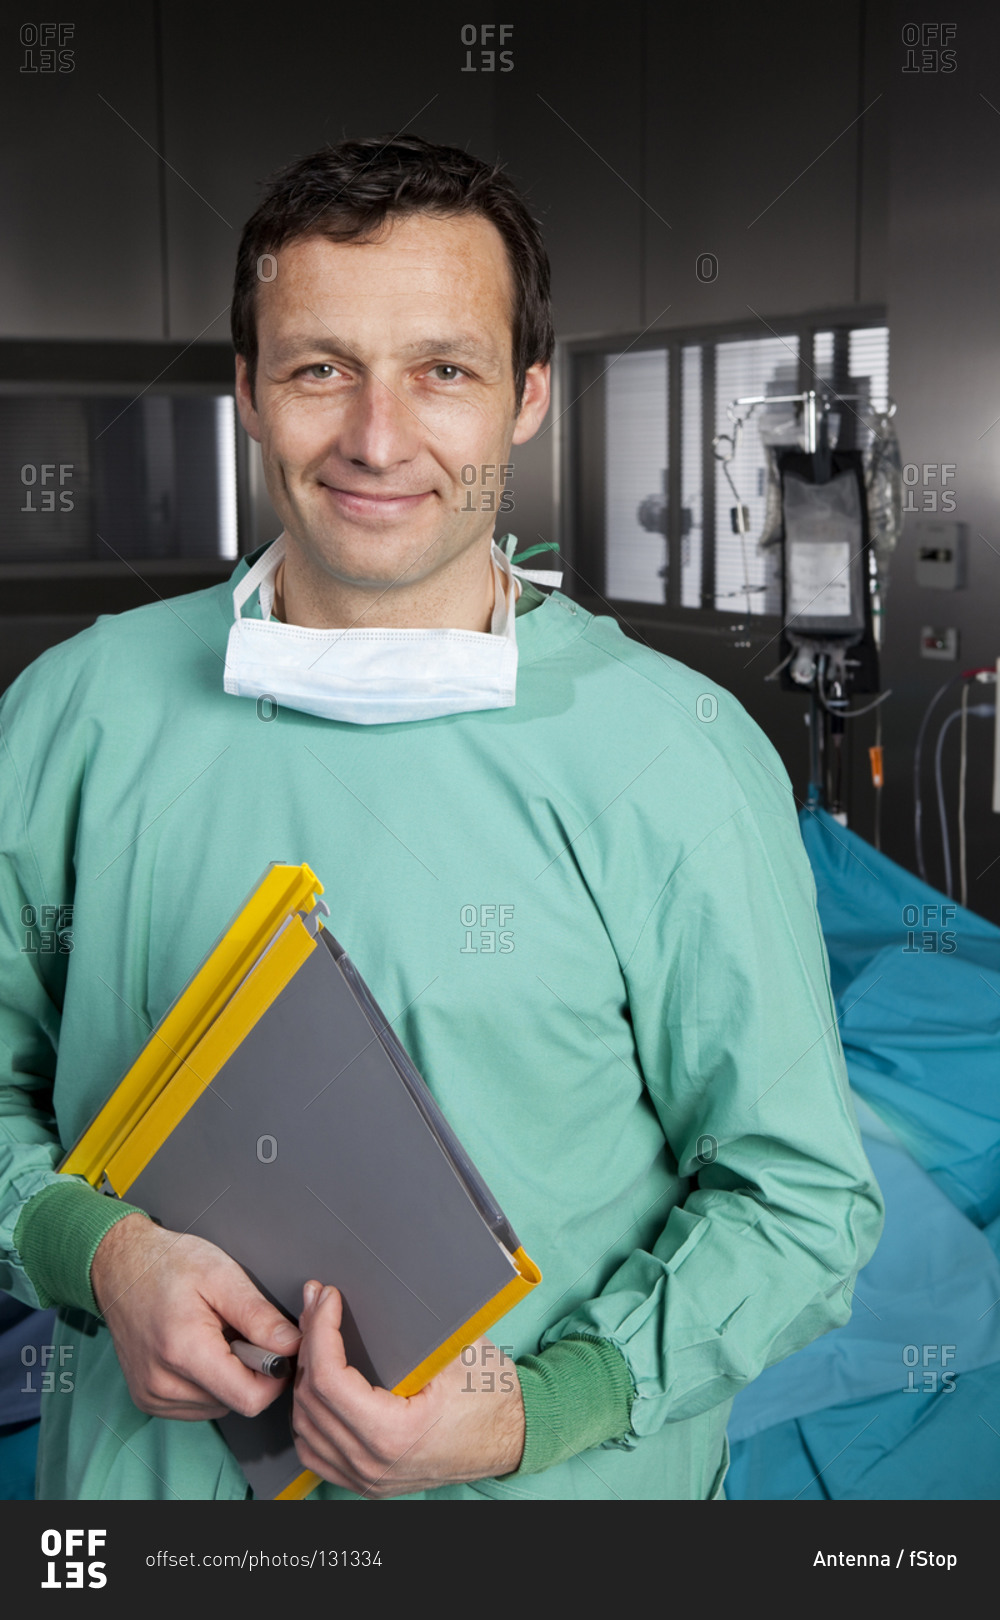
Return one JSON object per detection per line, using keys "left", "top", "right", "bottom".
{"left": 0, "top": 545, "right": 883, "bottom": 1499}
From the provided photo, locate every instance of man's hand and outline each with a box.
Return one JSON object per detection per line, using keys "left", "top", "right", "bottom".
{"left": 291, "top": 1281, "right": 525, "bottom": 1496}
{"left": 91, "top": 1213, "right": 301, "bottom": 1421}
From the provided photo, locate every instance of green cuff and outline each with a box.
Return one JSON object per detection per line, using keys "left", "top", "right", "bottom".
{"left": 12, "top": 1179, "right": 150, "bottom": 1317}
{"left": 506, "top": 1335, "right": 635, "bottom": 1476}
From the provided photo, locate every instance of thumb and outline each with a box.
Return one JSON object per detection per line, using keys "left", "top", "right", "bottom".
{"left": 206, "top": 1261, "right": 301, "bottom": 1353}
{"left": 298, "top": 1284, "right": 378, "bottom": 1407}
{"left": 301, "top": 1281, "right": 343, "bottom": 1332}
{"left": 300, "top": 1283, "right": 349, "bottom": 1369}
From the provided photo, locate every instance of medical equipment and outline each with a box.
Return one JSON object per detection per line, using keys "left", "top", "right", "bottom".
{"left": 913, "top": 667, "right": 998, "bottom": 904}
{"left": 717, "top": 388, "right": 899, "bottom": 822}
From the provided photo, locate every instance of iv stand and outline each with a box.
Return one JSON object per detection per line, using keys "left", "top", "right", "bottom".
{"left": 728, "top": 389, "right": 862, "bottom": 811}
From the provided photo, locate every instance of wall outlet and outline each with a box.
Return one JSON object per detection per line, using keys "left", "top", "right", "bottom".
{"left": 920, "top": 626, "right": 959, "bottom": 660}
{"left": 914, "top": 520, "right": 966, "bottom": 588}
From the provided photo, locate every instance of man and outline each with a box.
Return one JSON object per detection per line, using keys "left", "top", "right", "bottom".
{"left": 0, "top": 134, "right": 883, "bottom": 1500}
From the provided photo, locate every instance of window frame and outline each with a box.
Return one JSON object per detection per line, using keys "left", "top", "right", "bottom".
{"left": 559, "top": 305, "right": 887, "bottom": 632}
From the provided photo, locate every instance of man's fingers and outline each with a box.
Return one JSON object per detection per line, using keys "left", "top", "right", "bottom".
{"left": 292, "top": 1373, "right": 408, "bottom": 1494}
{"left": 158, "top": 1260, "right": 303, "bottom": 1415}
{"left": 207, "top": 1267, "right": 302, "bottom": 1356}
{"left": 94, "top": 1223, "right": 301, "bottom": 1421}
{"left": 293, "top": 1284, "right": 372, "bottom": 1484}
{"left": 298, "top": 1284, "right": 383, "bottom": 1407}
{"left": 142, "top": 1391, "right": 230, "bottom": 1422}
{"left": 289, "top": 1421, "right": 355, "bottom": 1492}
{"left": 292, "top": 1384, "right": 356, "bottom": 1462}
{"left": 300, "top": 1281, "right": 342, "bottom": 1332}
{"left": 152, "top": 1271, "right": 297, "bottom": 1418}
{"left": 123, "top": 1348, "right": 235, "bottom": 1422}
{"left": 177, "top": 1338, "right": 291, "bottom": 1418}
{"left": 299, "top": 1282, "right": 350, "bottom": 1374}
{"left": 127, "top": 1321, "right": 288, "bottom": 1422}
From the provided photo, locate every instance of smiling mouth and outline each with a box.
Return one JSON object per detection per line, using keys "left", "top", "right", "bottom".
{"left": 321, "top": 483, "right": 432, "bottom": 509}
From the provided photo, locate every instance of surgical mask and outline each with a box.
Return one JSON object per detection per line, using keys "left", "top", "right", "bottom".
{"left": 223, "top": 535, "right": 562, "bottom": 726}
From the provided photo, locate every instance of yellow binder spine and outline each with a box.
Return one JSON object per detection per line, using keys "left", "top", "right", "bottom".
{"left": 60, "top": 863, "right": 323, "bottom": 1186}
{"left": 105, "top": 912, "right": 319, "bottom": 1197}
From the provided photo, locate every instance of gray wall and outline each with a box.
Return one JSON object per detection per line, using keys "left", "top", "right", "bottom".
{"left": 879, "top": 1, "right": 1000, "bottom": 919}
{"left": 3, "top": 0, "right": 998, "bottom": 917}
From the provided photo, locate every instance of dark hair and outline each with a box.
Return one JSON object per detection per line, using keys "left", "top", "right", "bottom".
{"left": 231, "top": 134, "right": 553, "bottom": 413}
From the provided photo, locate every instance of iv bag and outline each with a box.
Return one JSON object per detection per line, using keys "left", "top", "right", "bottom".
{"left": 782, "top": 468, "right": 866, "bottom": 637}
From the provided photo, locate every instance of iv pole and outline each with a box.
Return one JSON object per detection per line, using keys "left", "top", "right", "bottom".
{"left": 726, "top": 389, "right": 862, "bottom": 810}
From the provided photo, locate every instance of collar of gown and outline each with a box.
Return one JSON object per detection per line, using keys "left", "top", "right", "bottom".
{"left": 217, "top": 539, "right": 588, "bottom": 669}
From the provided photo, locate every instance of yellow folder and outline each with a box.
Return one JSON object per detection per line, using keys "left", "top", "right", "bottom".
{"left": 60, "top": 862, "right": 540, "bottom": 1500}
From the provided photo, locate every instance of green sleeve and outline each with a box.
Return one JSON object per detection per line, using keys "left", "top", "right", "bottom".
{"left": 534, "top": 804, "right": 884, "bottom": 1437}
{"left": 13, "top": 1179, "right": 149, "bottom": 1317}
{"left": 505, "top": 1335, "right": 635, "bottom": 1476}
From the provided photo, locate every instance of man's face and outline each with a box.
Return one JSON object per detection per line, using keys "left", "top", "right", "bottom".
{"left": 235, "top": 211, "right": 549, "bottom": 597}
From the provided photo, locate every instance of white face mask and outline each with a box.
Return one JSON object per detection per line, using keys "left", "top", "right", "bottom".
{"left": 223, "top": 536, "right": 562, "bottom": 726}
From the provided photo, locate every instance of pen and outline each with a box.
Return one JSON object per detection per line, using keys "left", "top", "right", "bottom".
{"left": 230, "top": 1339, "right": 294, "bottom": 1379}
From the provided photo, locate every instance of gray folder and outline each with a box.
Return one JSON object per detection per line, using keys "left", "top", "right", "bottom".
{"left": 123, "top": 926, "right": 525, "bottom": 1498}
